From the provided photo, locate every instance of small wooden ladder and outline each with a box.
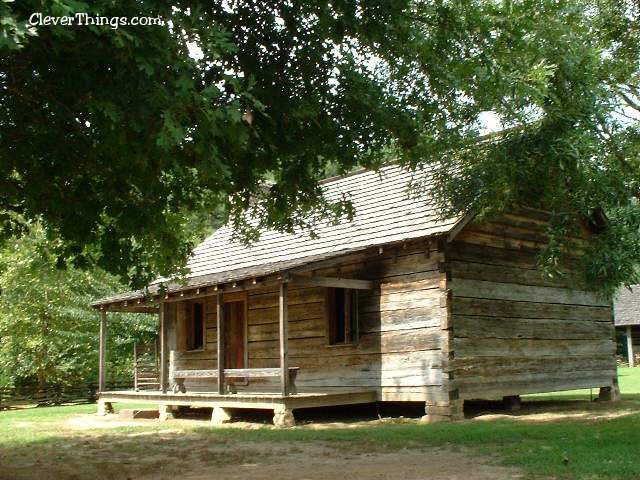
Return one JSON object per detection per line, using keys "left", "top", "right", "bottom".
{"left": 134, "top": 343, "right": 160, "bottom": 391}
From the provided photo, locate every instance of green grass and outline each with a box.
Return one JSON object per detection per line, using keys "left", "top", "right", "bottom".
{"left": 1, "top": 369, "right": 640, "bottom": 479}
{"left": 521, "top": 366, "right": 640, "bottom": 401}
{"left": 619, "top": 366, "right": 640, "bottom": 397}
{"left": 211, "top": 413, "right": 639, "bottom": 479}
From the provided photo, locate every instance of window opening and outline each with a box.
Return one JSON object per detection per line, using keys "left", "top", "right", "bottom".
{"left": 186, "top": 302, "right": 204, "bottom": 351}
{"left": 328, "top": 288, "right": 358, "bottom": 345}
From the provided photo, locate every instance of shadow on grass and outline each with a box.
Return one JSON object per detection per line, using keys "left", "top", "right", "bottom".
{"left": 0, "top": 427, "right": 249, "bottom": 480}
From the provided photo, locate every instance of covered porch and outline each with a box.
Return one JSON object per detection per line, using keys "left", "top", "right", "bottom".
{"left": 94, "top": 270, "right": 377, "bottom": 427}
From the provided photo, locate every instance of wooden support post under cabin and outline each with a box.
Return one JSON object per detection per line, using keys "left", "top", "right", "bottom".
{"left": 627, "top": 326, "right": 635, "bottom": 368}
{"left": 599, "top": 376, "right": 621, "bottom": 402}
{"left": 421, "top": 400, "right": 464, "bottom": 423}
{"left": 159, "top": 304, "right": 168, "bottom": 393}
{"left": 503, "top": 395, "right": 522, "bottom": 412}
{"left": 158, "top": 404, "right": 174, "bottom": 421}
{"left": 97, "top": 399, "right": 113, "bottom": 416}
{"left": 217, "top": 293, "right": 225, "bottom": 395}
{"left": 279, "top": 282, "right": 290, "bottom": 397}
{"left": 98, "top": 309, "right": 107, "bottom": 393}
{"left": 211, "top": 406, "right": 232, "bottom": 425}
{"left": 273, "top": 406, "right": 295, "bottom": 428}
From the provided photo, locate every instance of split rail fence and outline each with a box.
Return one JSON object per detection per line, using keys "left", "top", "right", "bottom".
{"left": 0, "top": 382, "right": 131, "bottom": 410}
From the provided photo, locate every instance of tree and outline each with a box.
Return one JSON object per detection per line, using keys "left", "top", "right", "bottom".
{"left": 0, "top": 0, "right": 426, "bottom": 287}
{"left": 1, "top": 0, "right": 639, "bottom": 294}
{"left": 0, "top": 224, "right": 156, "bottom": 387}
{"left": 409, "top": 0, "right": 640, "bottom": 295}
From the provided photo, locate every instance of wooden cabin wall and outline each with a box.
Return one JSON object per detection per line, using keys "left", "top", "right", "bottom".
{"left": 168, "top": 296, "right": 219, "bottom": 392}
{"left": 446, "top": 208, "right": 617, "bottom": 400}
{"left": 167, "top": 241, "right": 451, "bottom": 402}
{"left": 246, "top": 242, "right": 450, "bottom": 402}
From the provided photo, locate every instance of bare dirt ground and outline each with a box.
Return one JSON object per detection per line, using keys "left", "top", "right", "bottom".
{"left": 67, "top": 414, "right": 524, "bottom": 480}
{"left": 139, "top": 443, "right": 522, "bottom": 480}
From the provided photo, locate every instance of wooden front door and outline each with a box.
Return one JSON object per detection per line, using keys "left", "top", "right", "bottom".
{"left": 224, "top": 300, "right": 246, "bottom": 369}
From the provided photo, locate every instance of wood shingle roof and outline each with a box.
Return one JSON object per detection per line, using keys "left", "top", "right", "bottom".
{"left": 92, "top": 164, "right": 464, "bottom": 308}
{"left": 187, "top": 164, "right": 461, "bottom": 279}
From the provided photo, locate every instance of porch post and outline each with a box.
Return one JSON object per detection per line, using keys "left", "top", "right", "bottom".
{"left": 159, "top": 303, "right": 168, "bottom": 393}
{"left": 98, "top": 309, "right": 107, "bottom": 393}
{"left": 627, "top": 326, "right": 635, "bottom": 368}
{"left": 279, "top": 282, "right": 290, "bottom": 396}
{"left": 217, "top": 293, "right": 225, "bottom": 395}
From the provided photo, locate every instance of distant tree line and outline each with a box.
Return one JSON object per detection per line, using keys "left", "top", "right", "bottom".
{"left": 0, "top": 224, "right": 157, "bottom": 388}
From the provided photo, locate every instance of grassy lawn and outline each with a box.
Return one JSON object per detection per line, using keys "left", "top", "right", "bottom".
{"left": 0, "top": 369, "right": 639, "bottom": 479}
{"left": 520, "top": 365, "right": 640, "bottom": 401}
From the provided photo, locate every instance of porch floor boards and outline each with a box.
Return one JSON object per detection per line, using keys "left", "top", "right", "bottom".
{"left": 98, "top": 390, "right": 378, "bottom": 413}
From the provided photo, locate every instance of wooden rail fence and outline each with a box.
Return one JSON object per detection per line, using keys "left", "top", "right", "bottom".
{"left": 0, "top": 382, "right": 132, "bottom": 410}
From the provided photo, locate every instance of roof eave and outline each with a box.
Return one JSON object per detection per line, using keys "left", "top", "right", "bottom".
{"left": 91, "top": 226, "right": 463, "bottom": 312}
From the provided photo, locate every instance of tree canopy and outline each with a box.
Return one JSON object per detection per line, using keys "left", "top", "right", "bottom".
{"left": 1, "top": 0, "right": 639, "bottom": 294}
{"left": 415, "top": 0, "right": 640, "bottom": 295}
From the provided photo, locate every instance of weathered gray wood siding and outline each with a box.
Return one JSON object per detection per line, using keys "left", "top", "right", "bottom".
{"left": 446, "top": 209, "right": 617, "bottom": 399}
{"left": 167, "top": 297, "right": 219, "bottom": 391}
{"left": 272, "top": 244, "right": 449, "bottom": 402}
{"left": 170, "top": 242, "right": 451, "bottom": 402}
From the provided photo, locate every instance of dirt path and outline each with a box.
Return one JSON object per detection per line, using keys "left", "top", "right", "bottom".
{"left": 6, "top": 398, "right": 639, "bottom": 479}
{"left": 147, "top": 444, "right": 524, "bottom": 480}
{"left": 58, "top": 414, "right": 523, "bottom": 480}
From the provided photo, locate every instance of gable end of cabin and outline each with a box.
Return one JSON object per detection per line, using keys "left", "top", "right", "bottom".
{"left": 440, "top": 208, "right": 618, "bottom": 405}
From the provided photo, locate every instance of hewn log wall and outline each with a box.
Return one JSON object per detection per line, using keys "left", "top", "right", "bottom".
{"left": 169, "top": 242, "right": 451, "bottom": 402}
{"left": 166, "top": 297, "right": 218, "bottom": 391}
{"left": 247, "top": 243, "right": 450, "bottom": 402}
{"left": 446, "top": 209, "right": 617, "bottom": 400}
{"left": 162, "top": 208, "right": 617, "bottom": 407}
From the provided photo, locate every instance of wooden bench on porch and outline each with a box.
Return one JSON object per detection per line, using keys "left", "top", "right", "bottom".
{"left": 170, "top": 367, "right": 300, "bottom": 395}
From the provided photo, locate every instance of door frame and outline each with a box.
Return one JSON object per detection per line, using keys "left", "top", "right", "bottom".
{"left": 222, "top": 291, "right": 248, "bottom": 368}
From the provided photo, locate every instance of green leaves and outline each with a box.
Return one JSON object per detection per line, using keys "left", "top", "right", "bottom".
{"left": 0, "top": 224, "right": 157, "bottom": 387}
{"left": 1, "top": 0, "right": 638, "bottom": 294}
{"left": 414, "top": 0, "right": 640, "bottom": 294}
{"left": 0, "top": 0, "right": 37, "bottom": 50}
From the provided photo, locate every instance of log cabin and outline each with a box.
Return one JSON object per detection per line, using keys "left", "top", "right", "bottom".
{"left": 92, "top": 164, "right": 619, "bottom": 426}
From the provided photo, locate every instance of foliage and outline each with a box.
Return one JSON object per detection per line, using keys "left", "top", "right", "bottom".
{"left": 0, "top": 0, "right": 423, "bottom": 287}
{"left": 0, "top": 224, "right": 156, "bottom": 387}
{"left": 1, "top": 0, "right": 639, "bottom": 294}
{"left": 412, "top": 0, "right": 640, "bottom": 296}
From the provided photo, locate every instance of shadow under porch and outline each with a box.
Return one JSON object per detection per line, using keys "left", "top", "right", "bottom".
{"left": 97, "top": 389, "right": 378, "bottom": 427}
